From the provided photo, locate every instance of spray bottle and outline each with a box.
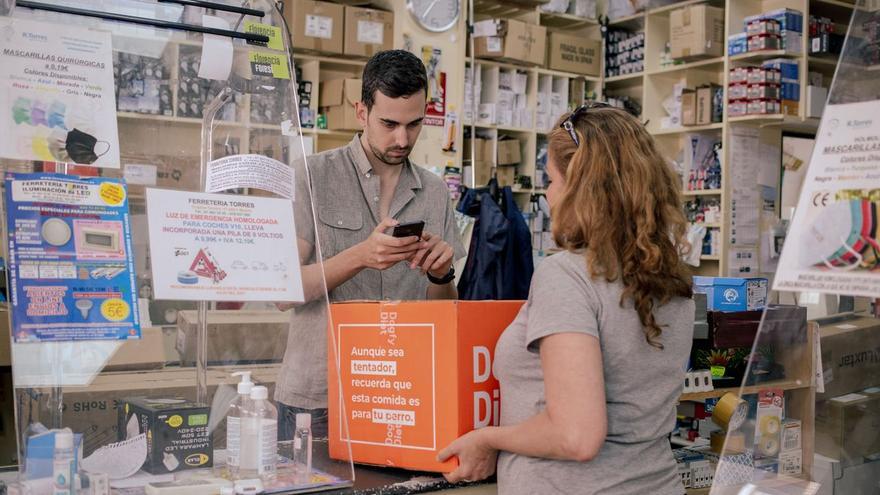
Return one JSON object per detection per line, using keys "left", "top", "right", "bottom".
{"left": 227, "top": 371, "right": 254, "bottom": 478}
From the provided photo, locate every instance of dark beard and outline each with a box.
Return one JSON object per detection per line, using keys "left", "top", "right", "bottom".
{"left": 369, "top": 141, "right": 410, "bottom": 165}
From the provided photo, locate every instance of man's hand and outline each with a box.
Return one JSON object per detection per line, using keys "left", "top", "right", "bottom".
{"left": 410, "top": 231, "right": 454, "bottom": 278}
{"left": 357, "top": 218, "right": 422, "bottom": 270}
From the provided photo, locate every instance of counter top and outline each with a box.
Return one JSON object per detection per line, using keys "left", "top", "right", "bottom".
{"left": 324, "top": 464, "right": 496, "bottom": 495}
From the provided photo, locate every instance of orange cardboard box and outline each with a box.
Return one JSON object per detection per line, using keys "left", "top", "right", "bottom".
{"left": 328, "top": 300, "right": 524, "bottom": 472}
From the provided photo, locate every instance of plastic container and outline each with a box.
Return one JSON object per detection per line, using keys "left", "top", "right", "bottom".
{"left": 293, "top": 413, "right": 313, "bottom": 484}
{"left": 239, "top": 386, "right": 277, "bottom": 480}
{"left": 227, "top": 371, "right": 254, "bottom": 478}
{"left": 53, "top": 429, "right": 75, "bottom": 495}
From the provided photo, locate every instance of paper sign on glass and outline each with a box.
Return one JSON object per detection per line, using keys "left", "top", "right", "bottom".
{"left": 145, "top": 189, "right": 303, "bottom": 302}
{"left": 0, "top": 18, "right": 120, "bottom": 168}
{"left": 774, "top": 100, "right": 880, "bottom": 297}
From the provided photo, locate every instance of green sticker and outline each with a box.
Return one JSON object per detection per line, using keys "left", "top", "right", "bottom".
{"left": 244, "top": 21, "right": 283, "bottom": 51}
{"left": 249, "top": 51, "right": 290, "bottom": 79}
{"left": 188, "top": 413, "right": 208, "bottom": 426}
{"left": 710, "top": 365, "right": 726, "bottom": 378}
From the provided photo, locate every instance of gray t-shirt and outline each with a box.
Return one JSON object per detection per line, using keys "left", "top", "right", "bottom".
{"left": 494, "top": 251, "right": 694, "bottom": 495}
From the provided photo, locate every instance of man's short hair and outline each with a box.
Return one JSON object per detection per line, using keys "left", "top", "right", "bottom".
{"left": 361, "top": 50, "right": 427, "bottom": 110}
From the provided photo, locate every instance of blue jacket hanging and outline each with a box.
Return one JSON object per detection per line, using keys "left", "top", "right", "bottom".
{"left": 457, "top": 180, "right": 533, "bottom": 300}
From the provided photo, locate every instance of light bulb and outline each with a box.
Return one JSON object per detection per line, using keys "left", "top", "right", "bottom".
{"left": 75, "top": 299, "right": 93, "bottom": 318}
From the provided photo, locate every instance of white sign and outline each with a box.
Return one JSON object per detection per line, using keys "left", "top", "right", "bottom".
{"left": 206, "top": 154, "right": 294, "bottom": 200}
{"left": 305, "top": 14, "right": 333, "bottom": 40}
{"left": 0, "top": 18, "right": 120, "bottom": 167}
{"left": 357, "top": 20, "right": 384, "bottom": 44}
{"left": 124, "top": 164, "right": 158, "bottom": 186}
{"left": 145, "top": 189, "right": 303, "bottom": 302}
{"left": 774, "top": 101, "right": 880, "bottom": 297}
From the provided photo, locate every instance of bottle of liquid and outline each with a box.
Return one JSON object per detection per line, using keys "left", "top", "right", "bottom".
{"left": 240, "top": 386, "right": 277, "bottom": 481}
{"left": 53, "top": 429, "right": 74, "bottom": 495}
{"left": 293, "top": 413, "right": 312, "bottom": 485}
{"left": 227, "top": 371, "right": 254, "bottom": 478}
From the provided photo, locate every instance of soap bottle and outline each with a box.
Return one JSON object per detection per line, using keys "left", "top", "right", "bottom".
{"left": 53, "top": 429, "right": 74, "bottom": 495}
{"left": 293, "top": 413, "right": 312, "bottom": 485}
{"left": 240, "top": 385, "right": 277, "bottom": 480}
{"left": 227, "top": 371, "right": 254, "bottom": 478}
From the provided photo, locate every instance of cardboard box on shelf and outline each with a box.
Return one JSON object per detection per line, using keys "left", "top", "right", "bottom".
{"left": 547, "top": 33, "right": 600, "bottom": 76}
{"left": 817, "top": 316, "right": 880, "bottom": 400}
{"left": 328, "top": 300, "right": 524, "bottom": 472}
{"left": 696, "top": 84, "right": 721, "bottom": 125}
{"left": 807, "top": 85, "right": 828, "bottom": 118}
{"left": 473, "top": 161, "right": 493, "bottom": 186}
{"left": 496, "top": 166, "right": 516, "bottom": 187}
{"left": 693, "top": 277, "right": 768, "bottom": 312}
{"left": 464, "top": 138, "right": 492, "bottom": 163}
{"left": 344, "top": 6, "right": 394, "bottom": 57}
{"left": 284, "top": 0, "right": 344, "bottom": 55}
{"left": 21, "top": 365, "right": 279, "bottom": 457}
{"left": 681, "top": 89, "right": 696, "bottom": 126}
{"left": 320, "top": 78, "right": 361, "bottom": 131}
{"left": 816, "top": 393, "right": 880, "bottom": 467}
{"left": 497, "top": 139, "right": 522, "bottom": 166}
{"left": 474, "top": 19, "right": 547, "bottom": 66}
{"left": 670, "top": 5, "right": 725, "bottom": 59}
{"left": 176, "top": 310, "right": 289, "bottom": 365}
{"left": 782, "top": 99, "right": 799, "bottom": 116}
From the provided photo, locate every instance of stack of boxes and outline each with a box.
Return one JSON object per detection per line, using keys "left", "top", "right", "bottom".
{"left": 473, "top": 19, "right": 547, "bottom": 67}
{"left": 497, "top": 70, "right": 531, "bottom": 128}
{"left": 284, "top": 0, "right": 394, "bottom": 58}
{"left": 809, "top": 14, "right": 845, "bottom": 57}
{"left": 669, "top": 5, "right": 725, "bottom": 60}
{"left": 177, "top": 46, "right": 238, "bottom": 120}
{"left": 605, "top": 28, "right": 644, "bottom": 78}
{"left": 863, "top": 10, "right": 880, "bottom": 66}
{"left": 728, "top": 9, "right": 804, "bottom": 56}
{"left": 728, "top": 59, "right": 798, "bottom": 117}
{"left": 114, "top": 52, "right": 173, "bottom": 116}
{"left": 295, "top": 65, "right": 315, "bottom": 128}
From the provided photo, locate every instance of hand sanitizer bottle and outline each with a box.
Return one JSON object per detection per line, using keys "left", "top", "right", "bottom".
{"left": 53, "top": 429, "right": 74, "bottom": 495}
{"left": 227, "top": 371, "right": 254, "bottom": 478}
{"left": 293, "top": 413, "right": 312, "bottom": 485}
{"left": 240, "top": 386, "right": 277, "bottom": 481}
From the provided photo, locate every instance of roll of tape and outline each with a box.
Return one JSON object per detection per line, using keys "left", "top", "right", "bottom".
{"left": 759, "top": 435, "right": 780, "bottom": 457}
{"left": 760, "top": 415, "right": 781, "bottom": 436}
{"left": 712, "top": 392, "right": 748, "bottom": 431}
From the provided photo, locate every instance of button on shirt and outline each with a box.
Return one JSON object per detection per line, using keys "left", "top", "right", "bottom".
{"left": 276, "top": 135, "right": 466, "bottom": 409}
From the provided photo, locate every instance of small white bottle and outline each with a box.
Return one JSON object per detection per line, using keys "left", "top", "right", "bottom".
{"left": 227, "top": 371, "right": 254, "bottom": 478}
{"left": 240, "top": 386, "right": 277, "bottom": 481}
{"left": 293, "top": 413, "right": 312, "bottom": 485}
{"left": 52, "top": 429, "right": 74, "bottom": 495}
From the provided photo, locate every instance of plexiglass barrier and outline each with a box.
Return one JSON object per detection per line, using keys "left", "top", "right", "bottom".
{"left": 709, "top": 1, "right": 880, "bottom": 494}
{"left": 0, "top": 0, "right": 354, "bottom": 491}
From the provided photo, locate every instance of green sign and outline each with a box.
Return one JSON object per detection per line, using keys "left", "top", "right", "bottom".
{"left": 244, "top": 21, "right": 283, "bottom": 51}
{"left": 249, "top": 51, "right": 290, "bottom": 80}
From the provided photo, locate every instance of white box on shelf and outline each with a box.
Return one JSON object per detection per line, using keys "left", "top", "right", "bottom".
{"left": 807, "top": 85, "right": 827, "bottom": 118}
{"left": 477, "top": 103, "right": 496, "bottom": 125}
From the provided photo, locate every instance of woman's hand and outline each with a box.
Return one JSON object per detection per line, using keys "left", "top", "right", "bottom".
{"left": 437, "top": 428, "right": 498, "bottom": 484}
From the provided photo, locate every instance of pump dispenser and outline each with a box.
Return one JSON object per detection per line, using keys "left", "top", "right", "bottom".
{"left": 293, "top": 413, "right": 312, "bottom": 484}
{"left": 240, "top": 386, "right": 278, "bottom": 480}
{"left": 227, "top": 371, "right": 254, "bottom": 478}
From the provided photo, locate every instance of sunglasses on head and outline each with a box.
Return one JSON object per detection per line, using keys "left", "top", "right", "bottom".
{"left": 560, "top": 101, "right": 611, "bottom": 147}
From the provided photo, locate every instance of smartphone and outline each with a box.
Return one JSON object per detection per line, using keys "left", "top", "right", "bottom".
{"left": 392, "top": 220, "right": 425, "bottom": 239}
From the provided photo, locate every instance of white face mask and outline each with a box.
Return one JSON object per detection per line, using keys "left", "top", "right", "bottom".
{"left": 800, "top": 200, "right": 858, "bottom": 268}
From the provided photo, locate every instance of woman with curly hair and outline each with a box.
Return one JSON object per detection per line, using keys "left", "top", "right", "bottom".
{"left": 439, "top": 104, "right": 694, "bottom": 495}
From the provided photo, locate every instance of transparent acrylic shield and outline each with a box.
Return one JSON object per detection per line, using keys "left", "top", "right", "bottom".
{"left": 0, "top": 0, "right": 354, "bottom": 490}
{"left": 712, "top": 2, "right": 880, "bottom": 494}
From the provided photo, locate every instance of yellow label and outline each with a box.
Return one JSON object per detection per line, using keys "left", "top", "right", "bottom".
{"left": 185, "top": 453, "right": 210, "bottom": 466}
{"left": 249, "top": 51, "right": 290, "bottom": 79}
{"left": 167, "top": 415, "right": 183, "bottom": 428}
{"left": 244, "top": 22, "right": 283, "bottom": 51}
{"left": 100, "top": 298, "right": 130, "bottom": 322}
{"left": 710, "top": 365, "right": 726, "bottom": 377}
{"left": 99, "top": 182, "right": 126, "bottom": 206}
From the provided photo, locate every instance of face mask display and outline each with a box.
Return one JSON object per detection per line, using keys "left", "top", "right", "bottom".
{"left": 30, "top": 100, "right": 47, "bottom": 127}
{"left": 65, "top": 128, "right": 109, "bottom": 165}
{"left": 802, "top": 193, "right": 880, "bottom": 271}
{"left": 48, "top": 101, "right": 67, "bottom": 129}
{"left": 30, "top": 136, "right": 54, "bottom": 161}
{"left": 47, "top": 127, "right": 71, "bottom": 162}
{"left": 13, "top": 97, "right": 31, "bottom": 124}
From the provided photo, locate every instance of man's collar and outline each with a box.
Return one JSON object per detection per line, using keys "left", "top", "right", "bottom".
{"left": 348, "top": 134, "right": 422, "bottom": 190}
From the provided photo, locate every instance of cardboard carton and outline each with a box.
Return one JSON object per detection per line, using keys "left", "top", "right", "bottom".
{"left": 692, "top": 276, "right": 768, "bottom": 312}
{"left": 497, "top": 139, "right": 522, "bottom": 165}
{"left": 681, "top": 89, "right": 697, "bottom": 126}
{"left": 328, "top": 300, "right": 524, "bottom": 472}
{"left": 176, "top": 310, "right": 289, "bottom": 365}
{"left": 496, "top": 166, "right": 516, "bottom": 187}
{"left": 464, "top": 138, "right": 492, "bottom": 163}
{"left": 320, "top": 78, "right": 362, "bottom": 131}
{"left": 817, "top": 316, "right": 880, "bottom": 400}
{"left": 284, "top": 0, "right": 344, "bottom": 55}
{"left": 670, "top": 5, "right": 725, "bottom": 59}
{"left": 474, "top": 19, "right": 547, "bottom": 66}
{"left": 816, "top": 393, "right": 880, "bottom": 466}
{"left": 344, "top": 6, "right": 394, "bottom": 57}
{"left": 547, "top": 33, "right": 600, "bottom": 76}
{"left": 696, "top": 84, "right": 721, "bottom": 125}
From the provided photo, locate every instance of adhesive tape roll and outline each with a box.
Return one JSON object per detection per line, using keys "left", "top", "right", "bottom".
{"left": 759, "top": 435, "right": 780, "bottom": 457}
{"left": 712, "top": 392, "right": 748, "bottom": 431}
{"left": 760, "top": 415, "right": 781, "bottom": 435}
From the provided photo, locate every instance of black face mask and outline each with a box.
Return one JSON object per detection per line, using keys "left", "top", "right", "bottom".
{"left": 65, "top": 128, "right": 108, "bottom": 164}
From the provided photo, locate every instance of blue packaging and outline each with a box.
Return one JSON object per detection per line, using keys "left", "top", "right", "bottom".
{"left": 762, "top": 58, "right": 799, "bottom": 80}
{"left": 693, "top": 276, "right": 769, "bottom": 312}
{"left": 728, "top": 33, "right": 748, "bottom": 56}
{"left": 744, "top": 8, "right": 803, "bottom": 34}
{"left": 781, "top": 81, "right": 800, "bottom": 101}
